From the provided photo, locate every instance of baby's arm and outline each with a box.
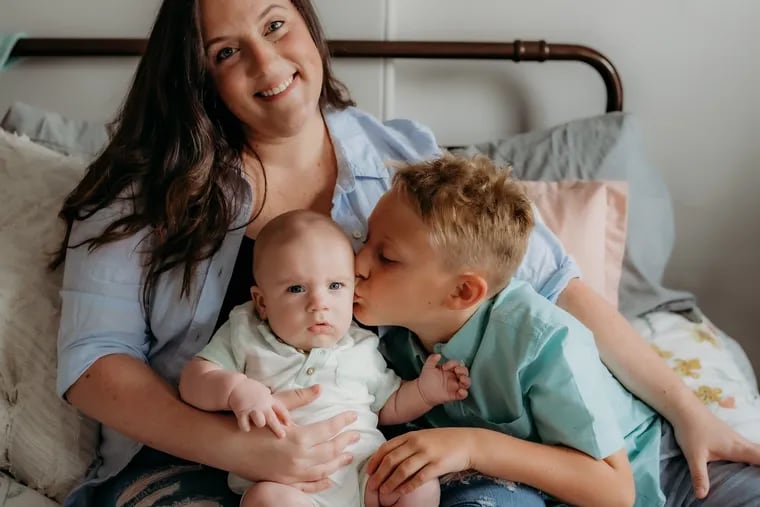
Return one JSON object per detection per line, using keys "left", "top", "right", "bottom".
{"left": 179, "top": 357, "right": 289, "bottom": 437}
{"left": 378, "top": 354, "right": 469, "bottom": 425}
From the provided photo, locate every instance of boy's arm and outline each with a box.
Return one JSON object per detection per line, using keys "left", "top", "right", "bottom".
{"left": 368, "top": 427, "right": 634, "bottom": 507}
{"left": 472, "top": 429, "right": 635, "bottom": 507}
{"left": 378, "top": 354, "right": 469, "bottom": 425}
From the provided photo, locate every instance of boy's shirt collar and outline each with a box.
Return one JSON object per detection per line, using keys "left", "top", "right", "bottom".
{"left": 434, "top": 283, "right": 514, "bottom": 367}
{"left": 383, "top": 281, "right": 518, "bottom": 371}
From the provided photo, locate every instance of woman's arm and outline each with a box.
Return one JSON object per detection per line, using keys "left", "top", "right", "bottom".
{"left": 557, "top": 278, "right": 760, "bottom": 497}
{"left": 367, "top": 427, "right": 634, "bottom": 507}
{"left": 67, "top": 354, "right": 358, "bottom": 491}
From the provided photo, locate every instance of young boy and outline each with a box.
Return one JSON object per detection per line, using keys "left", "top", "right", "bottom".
{"left": 178, "top": 210, "right": 470, "bottom": 507}
{"left": 353, "top": 154, "right": 664, "bottom": 506}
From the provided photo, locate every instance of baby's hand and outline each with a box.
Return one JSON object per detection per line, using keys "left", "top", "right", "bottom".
{"left": 417, "top": 354, "right": 471, "bottom": 406}
{"left": 228, "top": 378, "right": 291, "bottom": 438}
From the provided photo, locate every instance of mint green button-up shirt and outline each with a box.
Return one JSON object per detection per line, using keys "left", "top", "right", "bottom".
{"left": 382, "top": 280, "right": 665, "bottom": 506}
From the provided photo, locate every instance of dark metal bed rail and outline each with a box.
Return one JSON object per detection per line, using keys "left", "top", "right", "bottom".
{"left": 10, "top": 38, "right": 623, "bottom": 112}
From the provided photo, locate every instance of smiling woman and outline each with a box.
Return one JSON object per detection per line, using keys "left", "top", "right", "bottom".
{"left": 49, "top": 0, "right": 760, "bottom": 506}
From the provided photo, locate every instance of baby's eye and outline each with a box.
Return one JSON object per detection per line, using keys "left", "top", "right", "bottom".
{"left": 287, "top": 285, "right": 305, "bottom": 294}
{"left": 328, "top": 282, "right": 344, "bottom": 290}
{"left": 215, "top": 47, "right": 238, "bottom": 62}
{"left": 379, "top": 252, "right": 395, "bottom": 264}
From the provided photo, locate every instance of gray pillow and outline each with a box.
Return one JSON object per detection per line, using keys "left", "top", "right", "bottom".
{"left": 1, "top": 102, "right": 108, "bottom": 159}
{"left": 455, "top": 112, "right": 695, "bottom": 318}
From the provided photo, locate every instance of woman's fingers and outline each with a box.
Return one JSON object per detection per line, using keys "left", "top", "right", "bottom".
{"left": 291, "top": 478, "right": 334, "bottom": 494}
{"left": 275, "top": 384, "right": 321, "bottom": 410}
{"left": 297, "top": 410, "right": 357, "bottom": 447}
{"left": 302, "top": 451, "right": 355, "bottom": 484}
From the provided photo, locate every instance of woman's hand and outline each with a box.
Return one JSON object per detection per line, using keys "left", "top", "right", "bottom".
{"left": 229, "top": 384, "right": 361, "bottom": 493}
{"left": 672, "top": 405, "right": 760, "bottom": 498}
{"left": 366, "top": 428, "right": 474, "bottom": 496}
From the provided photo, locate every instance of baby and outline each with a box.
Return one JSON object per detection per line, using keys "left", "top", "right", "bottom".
{"left": 179, "top": 210, "right": 470, "bottom": 507}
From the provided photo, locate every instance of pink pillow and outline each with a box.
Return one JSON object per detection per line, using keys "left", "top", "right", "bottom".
{"left": 522, "top": 181, "right": 628, "bottom": 308}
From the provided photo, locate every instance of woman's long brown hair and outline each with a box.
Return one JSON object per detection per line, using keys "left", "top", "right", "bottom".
{"left": 51, "top": 0, "right": 354, "bottom": 312}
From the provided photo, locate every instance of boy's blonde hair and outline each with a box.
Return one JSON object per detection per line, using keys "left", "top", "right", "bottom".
{"left": 392, "top": 153, "right": 534, "bottom": 293}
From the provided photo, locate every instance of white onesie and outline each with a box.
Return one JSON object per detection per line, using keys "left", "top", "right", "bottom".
{"left": 197, "top": 302, "right": 402, "bottom": 507}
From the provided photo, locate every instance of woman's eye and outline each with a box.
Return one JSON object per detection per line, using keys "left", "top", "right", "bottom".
{"left": 328, "top": 282, "right": 344, "bottom": 290}
{"left": 287, "top": 285, "right": 305, "bottom": 294}
{"left": 266, "top": 20, "right": 284, "bottom": 35}
{"left": 215, "top": 47, "right": 238, "bottom": 62}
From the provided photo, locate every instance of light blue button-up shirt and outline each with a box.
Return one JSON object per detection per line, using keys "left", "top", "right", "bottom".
{"left": 382, "top": 280, "right": 664, "bottom": 507}
{"left": 58, "top": 106, "right": 580, "bottom": 504}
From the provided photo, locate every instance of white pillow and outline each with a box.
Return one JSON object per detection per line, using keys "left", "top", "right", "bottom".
{"left": 0, "top": 130, "right": 97, "bottom": 502}
{"left": 632, "top": 311, "right": 760, "bottom": 443}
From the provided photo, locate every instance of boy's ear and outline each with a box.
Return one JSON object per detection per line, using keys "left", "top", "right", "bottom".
{"left": 250, "top": 286, "right": 267, "bottom": 320}
{"left": 446, "top": 273, "right": 489, "bottom": 310}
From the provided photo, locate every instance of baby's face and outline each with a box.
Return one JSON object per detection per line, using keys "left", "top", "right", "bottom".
{"left": 252, "top": 231, "right": 355, "bottom": 351}
{"left": 354, "top": 190, "right": 458, "bottom": 331}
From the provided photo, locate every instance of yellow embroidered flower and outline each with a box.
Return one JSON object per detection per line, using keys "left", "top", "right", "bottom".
{"left": 693, "top": 385, "right": 736, "bottom": 408}
{"left": 651, "top": 344, "right": 674, "bottom": 360}
{"left": 673, "top": 358, "right": 702, "bottom": 378}
{"left": 693, "top": 327, "right": 718, "bottom": 347}
{"left": 694, "top": 385, "right": 723, "bottom": 404}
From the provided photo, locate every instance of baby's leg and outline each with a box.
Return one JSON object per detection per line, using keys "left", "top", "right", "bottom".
{"left": 241, "top": 482, "right": 313, "bottom": 507}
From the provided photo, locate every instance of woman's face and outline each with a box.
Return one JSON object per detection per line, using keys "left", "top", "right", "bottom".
{"left": 200, "top": 0, "right": 324, "bottom": 142}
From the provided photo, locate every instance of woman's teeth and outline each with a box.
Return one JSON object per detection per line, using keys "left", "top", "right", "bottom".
{"left": 259, "top": 75, "right": 295, "bottom": 97}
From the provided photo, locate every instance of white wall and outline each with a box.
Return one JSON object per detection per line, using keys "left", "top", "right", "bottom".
{"left": 2, "top": 1, "right": 759, "bottom": 371}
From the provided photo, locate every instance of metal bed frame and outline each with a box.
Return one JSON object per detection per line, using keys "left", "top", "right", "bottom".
{"left": 10, "top": 38, "right": 623, "bottom": 112}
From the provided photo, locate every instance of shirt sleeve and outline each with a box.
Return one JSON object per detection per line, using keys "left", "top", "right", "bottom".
{"left": 195, "top": 319, "right": 241, "bottom": 371}
{"left": 57, "top": 205, "right": 151, "bottom": 398}
{"left": 513, "top": 205, "right": 582, "bottom": 303}
{"left": 352, "top": 326, "right": 402, "bottom": 412}
{"left": 383, "top": 118, "right": 442, "bottom": 160}
{"left": 522, "top": 322, "right": 625, "bottom": 460}
{"left": 196, "top": 305, "right": 255, "bottom": 372}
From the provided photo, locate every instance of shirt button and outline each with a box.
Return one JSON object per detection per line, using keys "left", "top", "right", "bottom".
{"left": 306, "top": 367, "right": 315, "bottom": 376}
{"left": 352, "top": 230, "right": 362, "bottom": 239}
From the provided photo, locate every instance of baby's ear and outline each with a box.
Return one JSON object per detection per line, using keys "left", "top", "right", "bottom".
{"left": 250, "top": 286, "right": 267, "bottom": 320}
{"left": 447, "top": 273, "right": 489, "bottom": 310}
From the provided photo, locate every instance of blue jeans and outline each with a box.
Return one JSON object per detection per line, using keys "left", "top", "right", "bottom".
{"left": 440, "top": 471, "right": 556, "bottom": 507}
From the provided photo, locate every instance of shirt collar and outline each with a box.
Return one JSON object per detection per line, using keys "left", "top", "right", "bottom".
{"left": 325, "top": 107, "right": 389, "bottom": 195}
{"left": 433, "top": 298, "right": 494, "bottom": 368}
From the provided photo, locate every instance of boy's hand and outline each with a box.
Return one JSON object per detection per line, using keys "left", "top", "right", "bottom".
{"left": 228, "top": 378, "right": 291, "bottom": 438}
{"left": 416, "top": 354, "right": 471, "bottom": 406}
